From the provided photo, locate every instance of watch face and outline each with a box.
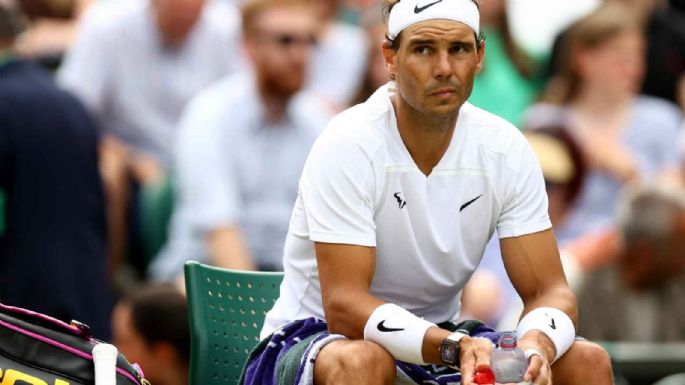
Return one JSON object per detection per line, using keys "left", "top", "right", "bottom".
{"left": 441, "top": 342, "right": 458, "bottom": 364}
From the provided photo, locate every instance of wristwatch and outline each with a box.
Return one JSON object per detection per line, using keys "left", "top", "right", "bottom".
{"left": 440, "top": 331, "right": 468, "bottom": 368}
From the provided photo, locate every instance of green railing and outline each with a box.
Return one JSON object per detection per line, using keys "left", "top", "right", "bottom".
{"left": 599, "top": 341, "right": 685, "bottom": 385}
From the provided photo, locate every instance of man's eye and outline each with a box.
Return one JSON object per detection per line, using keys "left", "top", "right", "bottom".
{"left": 450, "top": 45, "right": 468, "bottom": 54}
{"left": 415, "top": 46, "right": 432, "bottom": 55}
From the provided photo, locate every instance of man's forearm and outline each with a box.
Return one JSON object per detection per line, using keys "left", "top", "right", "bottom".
{"left": 519, "top": 285, "right": 578, "bottom": 360}
{"left": 207, "top": 226, "right": 256, "bottom": 271}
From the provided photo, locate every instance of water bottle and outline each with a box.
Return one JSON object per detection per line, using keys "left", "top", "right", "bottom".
{"left": 490, "top": 331, "right": 528, "bottom": 383}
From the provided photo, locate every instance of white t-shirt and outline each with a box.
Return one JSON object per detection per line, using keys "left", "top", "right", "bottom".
{"left": 58, "top": 0, "right": 242, "bottom": 164}
{"left": 262, "top": 84, "right": 551, "bottom": 338}
{"left": 149, "top": 73, "right": 332, "bottom": 279}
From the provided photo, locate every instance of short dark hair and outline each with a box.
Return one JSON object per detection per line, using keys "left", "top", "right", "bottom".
{"left": 381, "top": 0, "right": 485, "bottom": 51}
{"left": 241, "top": 0, "right": 314, "bottom": 35}
{"left": 127, "top": 284, "right": 190, "bottom": 361}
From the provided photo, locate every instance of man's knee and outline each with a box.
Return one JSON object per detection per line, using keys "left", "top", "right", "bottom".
{"left": 553, "top": 340, "right": 614, "bottom": 384}
{"left": 315, "top": 340, "right": 396, "bottom": 385}
{"left": 566, "top": 340, "right": 612, "bottom": 369}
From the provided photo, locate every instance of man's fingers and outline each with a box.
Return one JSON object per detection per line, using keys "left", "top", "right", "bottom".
{"left": 460, "top": 337, "right": 494, "bottom": 385}
{"left": 460, "top": 352, "right": 476, "bottom": 385}
{"left": 523, "top": 355, "right": 543, "bottom": 382}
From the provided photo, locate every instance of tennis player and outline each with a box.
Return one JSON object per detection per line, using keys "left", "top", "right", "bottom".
{"left": 241, "top": 1, "right": 614, "bottom": 384}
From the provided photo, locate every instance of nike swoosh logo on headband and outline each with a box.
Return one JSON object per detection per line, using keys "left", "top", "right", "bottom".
{"left": 414, "top": 0, "right": 443, "bottom": 13}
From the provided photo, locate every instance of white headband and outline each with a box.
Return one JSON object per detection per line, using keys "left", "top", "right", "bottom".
{"left": 387, "top": 0, "right": 480, "bottom": 40}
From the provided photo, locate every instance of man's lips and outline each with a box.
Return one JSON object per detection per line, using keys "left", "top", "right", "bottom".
{"left": 429, "top": 87, "right": 457, "bottom": 96}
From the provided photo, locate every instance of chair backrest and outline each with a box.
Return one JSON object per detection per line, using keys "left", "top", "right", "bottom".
{"left": 184, "top": 261, "right": 284, "bottom": 385}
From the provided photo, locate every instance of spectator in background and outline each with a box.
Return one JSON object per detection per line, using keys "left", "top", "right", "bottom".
{"left": 14, "top": 0, "right": 92, "bottom": 68}
{"left": 0, "top": 0, "right": 112, "bottom": 338}
{"left": 530, "top": 3, "right": 683, "bottom": 245}
{"left": 306, "top": 0, "right": 368, "bottom": 111}
{"left": 467, "top": 0, "right": 543, "bottom": 127}
{"left": 577, "top": 183, "right": 685, "bottom": 341}
{"left": 112, "top": 284, "right": 189, "bottom": 385}
{"left": 58, "top": 0, "right": 242, "bottom": 281}
{"left": 150, "top": 0, "right": 331, "bottom": 282}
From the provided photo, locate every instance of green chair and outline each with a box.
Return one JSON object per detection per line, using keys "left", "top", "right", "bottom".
{"left": 139, "top": 175, "right": 175, "bottom": 266}
{"left": 184, "top": 261, "right": 284, "bottom": 385}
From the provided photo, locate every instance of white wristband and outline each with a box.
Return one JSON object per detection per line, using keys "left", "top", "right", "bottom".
{"left": 516, "top": 307, "right": 575, "bottom": 363}
{"left": 363, "top": 303, "right": 435, "bottom": 364}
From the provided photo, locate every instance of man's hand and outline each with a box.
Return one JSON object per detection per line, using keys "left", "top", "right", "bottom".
{"left": 517, "top": 338, "right": 553, "bottom": 385}
{"left": 459, "top": 336, "right": 495, "bottom": 385}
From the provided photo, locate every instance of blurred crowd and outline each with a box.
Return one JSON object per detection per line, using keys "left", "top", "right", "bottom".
{"left": 1, "top": 0, "right": 685, "bottom": 383}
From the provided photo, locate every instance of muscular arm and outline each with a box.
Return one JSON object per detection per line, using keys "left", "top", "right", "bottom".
{"left": 500, "top": 228, "right": 577, "bottom": 360}
{"left": 207, "top": 226, "right": 256, "bottom": 271}
{"left": 315, "top": 242, "right": 454, "bottom": 364}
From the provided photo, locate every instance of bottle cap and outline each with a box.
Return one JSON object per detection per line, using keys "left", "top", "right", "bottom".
{"left": 498, "top": 331, "right": 518, "bottom": 349}
{"left": 473, "top": 368, "right": 496, "bottom": 384}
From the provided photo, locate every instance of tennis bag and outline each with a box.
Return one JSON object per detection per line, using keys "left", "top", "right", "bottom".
{"left": 0, "top": 303, "right": 148, "bottom": 385}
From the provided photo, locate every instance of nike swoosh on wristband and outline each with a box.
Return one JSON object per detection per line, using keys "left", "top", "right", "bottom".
{"left": 414, "top": 0, "right": 443, "bottom": 14}
{"left": 460, "top": 194, "right": 483, "bottom": 212}
{"left": 549, "top": 318, "right": 556, "bottom": 330}
{"left": 377, "top": 320, "right": 405, "bottom": 332}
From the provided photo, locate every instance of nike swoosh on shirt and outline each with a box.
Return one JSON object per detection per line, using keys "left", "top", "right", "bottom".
{"left": 414, "top": 0, "right": 443, "bottom": 14}
{"left": 377, "top": 320, "right": 404, "bottom": 332}
{"left": 460, "top": 194, "right": 483, "bottom": 212}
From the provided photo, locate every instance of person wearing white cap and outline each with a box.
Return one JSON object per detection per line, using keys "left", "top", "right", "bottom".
{"left": 240, "top": 1, "right": 614, "bottom": 385}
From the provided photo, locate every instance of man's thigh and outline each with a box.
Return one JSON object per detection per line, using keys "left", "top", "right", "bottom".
{"left": 313, "top": 340, "right": 397, "bottom": 385}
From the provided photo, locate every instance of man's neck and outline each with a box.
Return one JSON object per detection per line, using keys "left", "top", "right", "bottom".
{"left": 258, "top": 83, "right": 292, "bottom": 123}
{"left": 392, "top": 94, "right": 459, "bottom": 176}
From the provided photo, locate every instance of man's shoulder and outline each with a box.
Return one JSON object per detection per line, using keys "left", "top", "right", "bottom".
{"left": 461, "top": 102, "right": 529, "bottom": 155}
{"left": 1, "top": 61, "right": 78, "bottom": 105}
{"left": 180, "top": 74, "right": 250, "bottom": 131}
{"left": 200, "top": 1, "right": 240, "bottom": 32}
{"left": 321, "top": 94, "right": 389, "bottom": 146}
{"left": 188, "top": 73, "right": 250, "bottom": 112}
{"left": 79, "top": 0, "right": 146, "bottom": 33}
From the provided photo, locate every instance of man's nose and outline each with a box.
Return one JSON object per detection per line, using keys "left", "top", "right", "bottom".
{"left": 433, "top": 50, "right": 452, "bottom": 79}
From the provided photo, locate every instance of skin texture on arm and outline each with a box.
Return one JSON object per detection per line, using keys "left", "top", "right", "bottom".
{"left": 501, "top": 228, "right": 577, "bottom": 382}
{"left": 207, "top": 226, "right": 256, "bottom": 271}
{"left": 315, "top": 242, "right": 490, "bottom": 370}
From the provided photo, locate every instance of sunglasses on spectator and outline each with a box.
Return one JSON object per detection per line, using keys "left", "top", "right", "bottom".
{"left": 257, "top": 32, "right": 318, "bottom": 48}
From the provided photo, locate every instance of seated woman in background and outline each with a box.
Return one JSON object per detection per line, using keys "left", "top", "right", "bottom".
{"left": 526, "top": 3, "right": 683, "bottom": 246}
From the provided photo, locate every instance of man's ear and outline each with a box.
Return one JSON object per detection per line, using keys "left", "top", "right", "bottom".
{"left": 381, "top": 39, "right": 398, "bottom": 80}
{"left": 475, "top": 40, "right": 486, "bottom": 75}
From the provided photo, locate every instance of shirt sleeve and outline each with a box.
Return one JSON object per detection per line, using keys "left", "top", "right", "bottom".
{"left": 497, "top": 137, "right": 552, "bottom": 238}
{"left": 57, "top": 5, "right": 113, "bottom": 115}
{"left": 299, "top": 124, "right": 377, "bottom": 246}
{"left": 174, "top": 97, "right": 240, "bottom": 234}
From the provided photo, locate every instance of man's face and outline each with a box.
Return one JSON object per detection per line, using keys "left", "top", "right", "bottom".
{"left": 245, "top": 6, "right": 318, "bottom": 97}
{"left": 384, "top": 20, "right": 484, "bottom": 119}
{"left": 151, "top": 0, "right": 205, "bottom": 47}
